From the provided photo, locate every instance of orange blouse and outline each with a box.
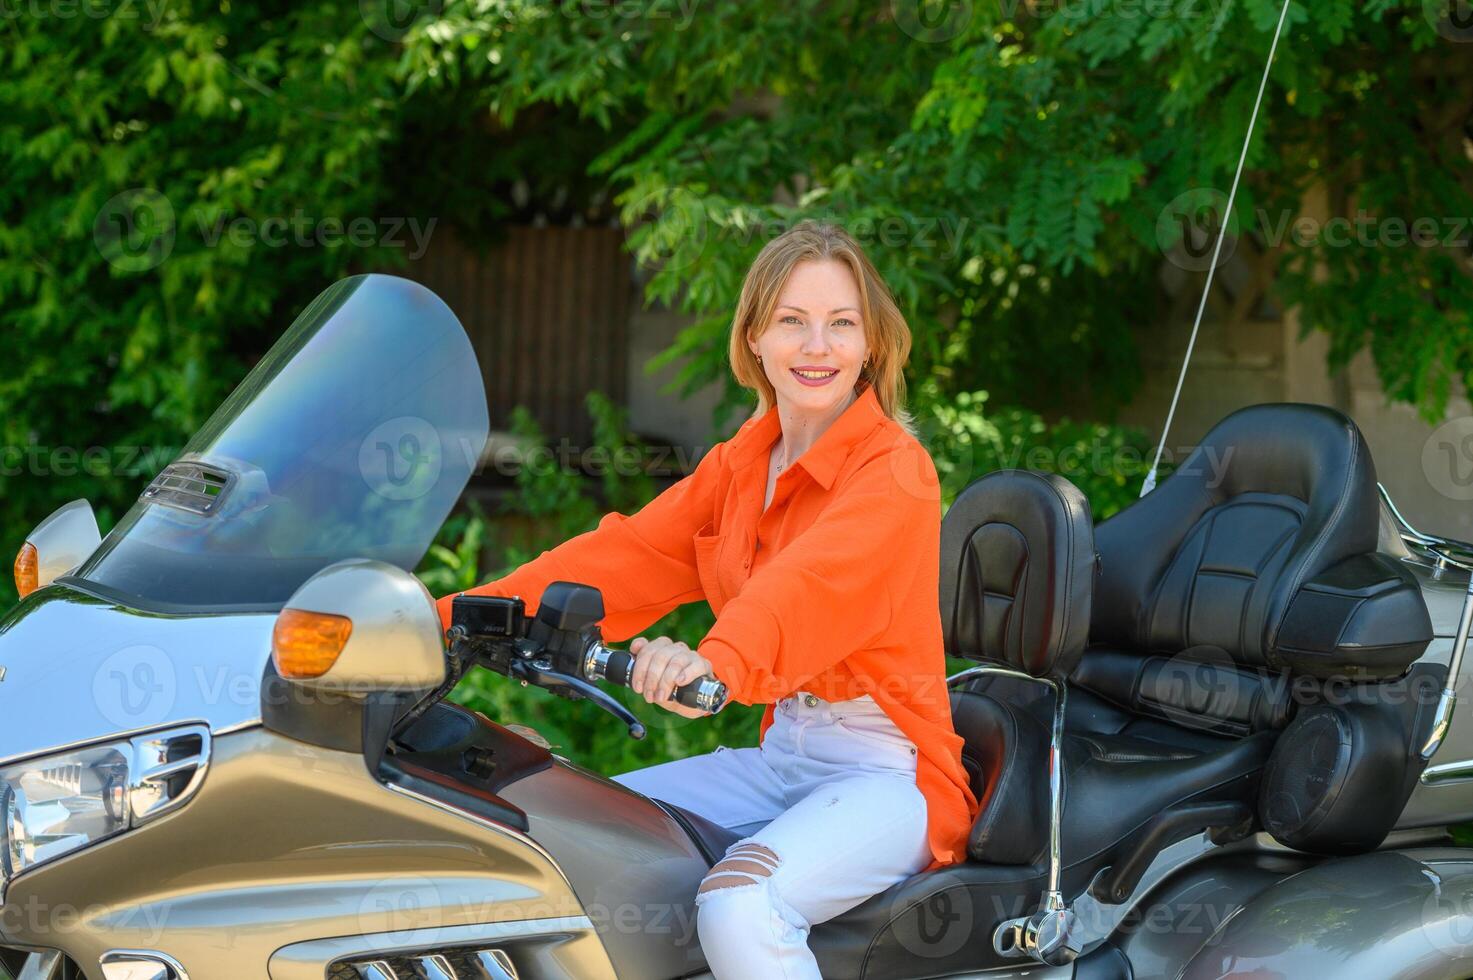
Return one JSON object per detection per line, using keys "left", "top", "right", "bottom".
{"left": 436, "top": 384, "right": 980, "bottom": 871}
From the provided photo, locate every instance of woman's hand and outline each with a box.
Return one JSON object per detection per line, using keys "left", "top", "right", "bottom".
{"left": 629, "top": 636, "right": 715, "bottom": 718}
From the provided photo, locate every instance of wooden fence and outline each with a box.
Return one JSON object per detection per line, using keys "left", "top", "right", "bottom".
{"left": 402, "top": 225, "right": 635, "bottom": 449}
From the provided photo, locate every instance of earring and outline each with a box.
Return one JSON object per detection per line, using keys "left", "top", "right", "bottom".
{"left": 756, "top": 354, "right": 763, "bottom": 365}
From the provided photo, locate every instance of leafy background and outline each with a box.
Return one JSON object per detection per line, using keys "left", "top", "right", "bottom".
{"left": 1, "top": 0, "right": 1470, "bottom": 773}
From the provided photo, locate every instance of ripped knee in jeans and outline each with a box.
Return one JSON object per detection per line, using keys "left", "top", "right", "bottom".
{"left": 698, "top": 843, "right": 780, "bottom": 896}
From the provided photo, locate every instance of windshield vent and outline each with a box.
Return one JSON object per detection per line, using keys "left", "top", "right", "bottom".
{"left": 141, "top": 461, "right": 234, "bottom": 516}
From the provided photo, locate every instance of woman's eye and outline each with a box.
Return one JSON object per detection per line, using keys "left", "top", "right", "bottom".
{"left": 833, "top": 318, "right": 855, "bottom": 327}
{"left": 780, "top": 315, "right": 802, "bottom": 325}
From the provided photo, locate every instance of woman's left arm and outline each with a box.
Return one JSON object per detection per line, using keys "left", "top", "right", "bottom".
{"left": 698, "top": 442, "right": 941, "bottom": 705}
{"left": 435, "top": 438, "right": 728, "bottom": 639}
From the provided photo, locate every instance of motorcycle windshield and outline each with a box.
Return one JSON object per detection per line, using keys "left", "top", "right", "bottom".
{"left": 70, "top": 274, "right": 489, "bottom": 612}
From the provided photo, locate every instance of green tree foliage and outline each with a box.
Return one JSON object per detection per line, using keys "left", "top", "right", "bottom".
{"left": 3, "top": 0, "right": 1465, "bottom": 609}
{"left": 0, "top": 2, "right": 415, "bottom": 601}
{"left": 400, "top": 0, "right": 1473, "bottom": 422}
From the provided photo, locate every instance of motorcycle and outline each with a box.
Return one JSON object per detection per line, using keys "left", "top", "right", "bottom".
{"left": 3, "top": 273, "right": 1473, "bottom": 980}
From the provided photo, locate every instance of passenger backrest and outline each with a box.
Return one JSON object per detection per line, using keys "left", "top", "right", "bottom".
{"left": 939, "top": 469, "right": 1096, "bottom": 680}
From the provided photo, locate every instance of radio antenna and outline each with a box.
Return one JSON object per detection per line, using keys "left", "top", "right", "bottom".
{"left": 1140, "top": 0, "right": 1295, "bottom": 497}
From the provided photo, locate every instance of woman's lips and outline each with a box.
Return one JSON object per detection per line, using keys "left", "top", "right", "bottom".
{"left": 790, "top": 368, "right": 839, "bottom": 387}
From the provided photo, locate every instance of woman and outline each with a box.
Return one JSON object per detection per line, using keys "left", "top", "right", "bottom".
{"left": 436, "top": 220, "right": 978, "bottom": 978}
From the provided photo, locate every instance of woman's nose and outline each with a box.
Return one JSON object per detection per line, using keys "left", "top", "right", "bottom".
{"left": 800, "top": 324, "right": 831, "bottom": 353}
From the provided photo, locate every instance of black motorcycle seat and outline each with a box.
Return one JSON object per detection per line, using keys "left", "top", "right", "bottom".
{"left": 806, "top": 681, "right": 1275, "bottom": 978}
{"left": 806, "top": 406, "right": 1431, "bottom": 977}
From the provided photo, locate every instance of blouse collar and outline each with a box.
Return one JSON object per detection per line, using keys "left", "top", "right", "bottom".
{"left": 727, "top": 383, "right": 887, "bottom": 490}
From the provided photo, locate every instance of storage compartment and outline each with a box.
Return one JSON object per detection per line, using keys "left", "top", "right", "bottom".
{"left": 1272, "top": 553, "right": 1433, "bottom": 679}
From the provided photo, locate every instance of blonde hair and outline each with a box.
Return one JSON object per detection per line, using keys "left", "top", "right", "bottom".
{"left": 729, "top": 220, "right": 915, "bottom": 433}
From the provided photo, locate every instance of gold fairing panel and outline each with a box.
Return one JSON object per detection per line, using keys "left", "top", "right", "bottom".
{"left": 0, "top": 728, "right": 611, "bottom": 980}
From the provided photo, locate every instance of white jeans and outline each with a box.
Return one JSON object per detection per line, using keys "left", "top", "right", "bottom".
{"left": 611, "top": 691, "right": 931, "bottom": 979}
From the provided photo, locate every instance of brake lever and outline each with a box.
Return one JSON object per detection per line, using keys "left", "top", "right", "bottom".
{"left": 510, "top": 658, "right": 647, "bottom": 740}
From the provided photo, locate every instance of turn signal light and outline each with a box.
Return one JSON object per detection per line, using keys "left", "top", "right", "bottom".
{"left": 14, "top": 542, "right": 38, "bottom": 599}
{"left": 272, "top": 609, "right": 353, "bottom": 679}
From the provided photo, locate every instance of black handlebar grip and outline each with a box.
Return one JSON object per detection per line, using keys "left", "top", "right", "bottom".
{"left": 600, "top": 648, "right": 727, "bottom": 713}
{"left": 603, "top": 648, "right": 636, "bottom": 687}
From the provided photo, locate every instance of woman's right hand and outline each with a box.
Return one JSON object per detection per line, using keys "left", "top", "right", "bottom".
{"left": 629, "top": 635, "right": 715, "bottom": 718}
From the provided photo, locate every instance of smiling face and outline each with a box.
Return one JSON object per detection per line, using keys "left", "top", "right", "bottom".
{"left": 748, "top": 258, "right": 870, "bottom": 419}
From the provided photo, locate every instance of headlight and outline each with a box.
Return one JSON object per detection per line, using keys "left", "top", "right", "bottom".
{"left": 0, "top": 725, "right": 210, "bottom": 895}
